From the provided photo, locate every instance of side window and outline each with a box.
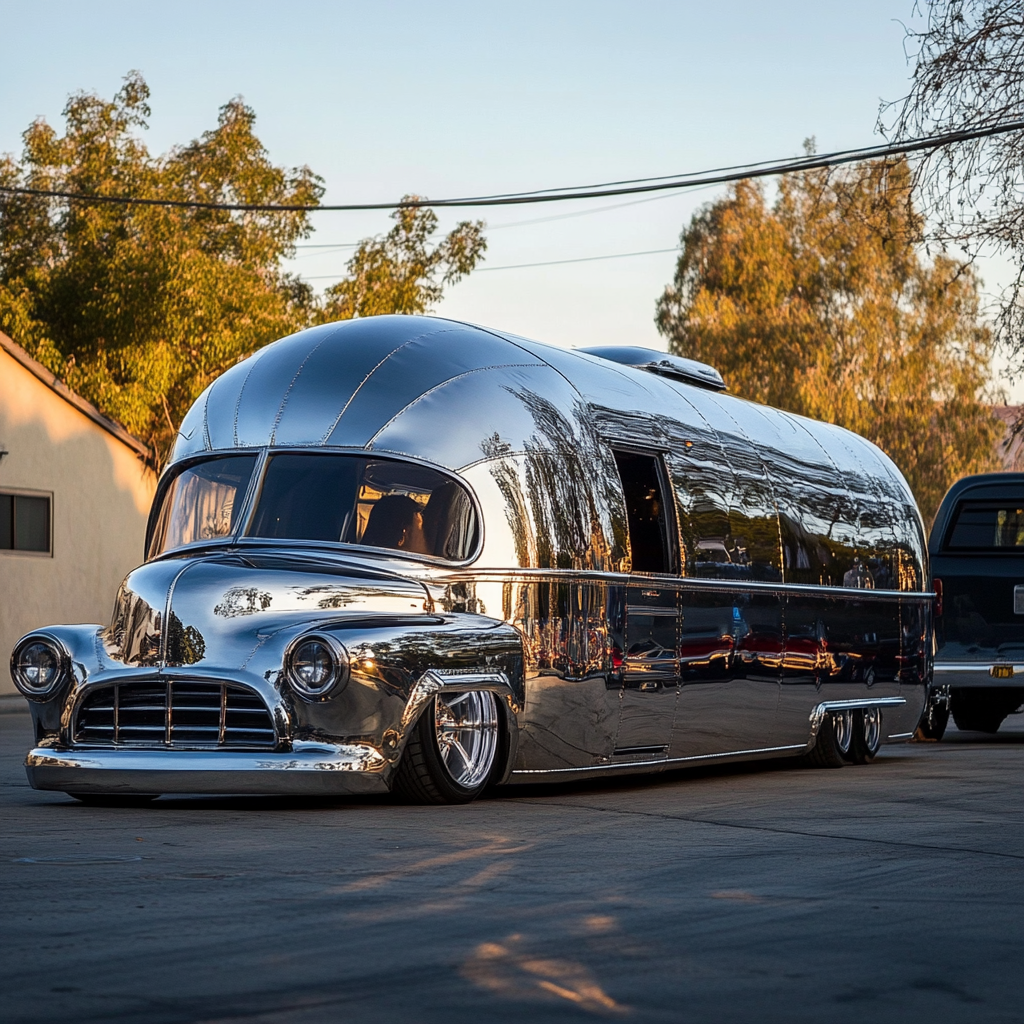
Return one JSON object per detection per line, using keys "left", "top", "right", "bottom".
{"left": 664, "top": 430, "right": 732, "bottom": 579}
{"left": 0, "top": 491, "right": 51, "bottom": 554}
{"left": 714, "top": 430, "right": 784, "bottom": 582}
{"left": 612, "top": 450, "right": 676, "bottom": 575}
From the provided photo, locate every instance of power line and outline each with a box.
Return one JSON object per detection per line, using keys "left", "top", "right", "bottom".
{"left": 302, "top": 247, "right": 680, "bottom": 280}
{"left": 3, "top": 119, "right": 1022, "bottom": 212}
{"left": 464, "top": 247, "right": 679, "bottom": 272}
{"left": 292, "top": 186, "right": 714, "bottom": 251}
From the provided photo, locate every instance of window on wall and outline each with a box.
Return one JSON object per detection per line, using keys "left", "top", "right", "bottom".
{"left": 0, "top": 492, "right": 52, "bottom": 553}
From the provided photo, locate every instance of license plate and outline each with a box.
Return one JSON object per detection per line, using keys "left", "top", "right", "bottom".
{"left": 990, "top": 664, "right": 1015, "bottom": 679}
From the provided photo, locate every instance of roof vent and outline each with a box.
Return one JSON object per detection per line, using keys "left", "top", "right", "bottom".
{"left": 576, "top": 346, "right": 726, "bottom": 392}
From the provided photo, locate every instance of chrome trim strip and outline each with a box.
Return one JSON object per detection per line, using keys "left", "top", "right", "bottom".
{"left": 934, "top": 662, "right": 1024, "bottom": 673}
{"left": 808, "top": 698, "right": 906, "bottom": 740}
{"left": 510, "top": 743, "right": 808, "bottom": 778}
{"left": 886, "top": 732, "right": 915, "bottom": 740}
{"left": 444, "top": 567, "right": 931, "bottom": 601}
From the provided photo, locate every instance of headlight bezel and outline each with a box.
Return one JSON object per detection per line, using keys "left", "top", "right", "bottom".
{"left": 284, "top": 633, "right": 349, "bottom": 701}
{"left": 10, "top": 633, "right": 71, "bottom": 701}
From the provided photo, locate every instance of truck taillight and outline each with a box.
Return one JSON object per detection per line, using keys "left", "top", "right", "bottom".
{"left": 933, "top": 578, "right": 943, "bottom": 617}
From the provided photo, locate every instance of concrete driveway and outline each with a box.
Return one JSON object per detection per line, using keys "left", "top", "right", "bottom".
{"left": 2, "top": 707, "right": 1021, "bottom": 1024}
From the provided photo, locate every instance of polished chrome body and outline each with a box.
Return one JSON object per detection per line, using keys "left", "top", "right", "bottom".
{"left": 16, "top": 315, "right": 931, "bottom": 797}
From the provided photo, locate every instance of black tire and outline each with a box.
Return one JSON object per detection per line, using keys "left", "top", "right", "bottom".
{"left": 849, "top": 707, "right": 882, "bottom": 764}
{"left": 951, "top": 690, "right": 1011, "bottom": 734}
{"left": 803, "top": 711, "right": 850, "bottom": 768}
{"left": 392, "top": 691, "right": 501, "bottom": 804}
{"left": 69, "top": 793, "right": 159, "bottom": 807}
{"left": 914, "top": 702, "right": 949, "bottom": 742}
{"left": 951, "top": 709, "right": 1007, "bottom": 733}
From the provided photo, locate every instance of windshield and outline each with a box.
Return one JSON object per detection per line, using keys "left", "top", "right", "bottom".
{"left": 148, "top": 452, "right": 478, "bottom": 560}
{"left": 249, "top": 454, "right": 477, "bottom": 559}
{"left": 148, "top": 455, "right": 257, "bottom": 558}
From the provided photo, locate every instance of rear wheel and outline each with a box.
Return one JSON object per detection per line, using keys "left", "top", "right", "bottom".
{"left": 804, "top": 710, "right": 852, "bottom": 768}
{"left": 849, "top": 707, "right": 882, "bottom": 764}
{"left": 393, "top": 690, "right": 501, "bottom": 804}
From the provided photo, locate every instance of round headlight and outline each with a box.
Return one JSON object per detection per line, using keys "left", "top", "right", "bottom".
{"left": 11, "top": 636, "right": 67, "bottom": 700}
{"left": 286, "top": 635, "right": 348, "bottom": 700}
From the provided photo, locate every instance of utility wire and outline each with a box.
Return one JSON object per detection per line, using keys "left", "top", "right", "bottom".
{"left": 3, "top": 120, "right": 1023, "bottom": 213}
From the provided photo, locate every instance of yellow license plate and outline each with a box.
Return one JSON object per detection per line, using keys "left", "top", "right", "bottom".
{"left": 990, "top": 664, "right": 1014, "bottom": 679}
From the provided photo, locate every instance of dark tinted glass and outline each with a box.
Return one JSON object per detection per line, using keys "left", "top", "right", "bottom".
{"left": 149, "top": 456, "right": 258, "bottom": 557}
{"left": 613, "top": 451, "right": 674, "bottom": 574}
{"left": 0, "top": 493, "right": 50, "bottom": 552}
{"left": 946, "top": 501, "right": 1024, "bottom": 550}
{"left": 15, "top": 495, "right": 50, "bottom": 551}
{"left": 0, "top": 494, "right": 12, "bottom": 549}
{"left": 248, "top": 454, "right": 477, "bottom": 560}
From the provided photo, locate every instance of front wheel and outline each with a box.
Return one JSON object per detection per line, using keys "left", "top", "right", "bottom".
{"left": 393, "top": 690, "right": 501, "bottom": 804}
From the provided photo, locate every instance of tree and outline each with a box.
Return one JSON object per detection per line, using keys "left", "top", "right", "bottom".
{"left": 0, "top": 73, "right": 323, "bottom": 465}
{"left": 0, "top": 74, "right": 488, "bottom": 466}
{"left": 655, "top": 158, "right": 1002, "bottom": 523}
{"left": 882, "top": 1, "right": 1024, "bottom": 372}
{"left": 319, "top": 201, "right": 486, "bottom": 321}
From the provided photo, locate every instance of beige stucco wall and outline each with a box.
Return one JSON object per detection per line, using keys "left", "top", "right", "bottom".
{"left": 0, "top": 348, "right": 157, "bottom": 695}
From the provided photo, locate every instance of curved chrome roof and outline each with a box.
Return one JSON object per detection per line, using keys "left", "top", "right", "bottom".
{"left": 170, "top": 314, "right": 904, "bottom": 497}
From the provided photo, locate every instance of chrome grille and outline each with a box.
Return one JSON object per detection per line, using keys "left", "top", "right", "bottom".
{"left": 75, "top": 682, "right": 276, "bottom": 749}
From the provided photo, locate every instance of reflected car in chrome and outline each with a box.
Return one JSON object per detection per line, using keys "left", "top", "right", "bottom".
{"left": 12, "top": 315, "right": 932, "bottom": 803}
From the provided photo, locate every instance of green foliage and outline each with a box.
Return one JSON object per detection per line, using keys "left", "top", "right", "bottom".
{"left": 0, "top": 74, "right": 487, "bottom": 466}
{"left": 656, "top": 159, "right": 1002, "bottom": 523}
{"left": 320, "top": 202, "right": 486, "bottom": 321}
{"left": 0, "top": 73, "right": 322, "bottom": 465}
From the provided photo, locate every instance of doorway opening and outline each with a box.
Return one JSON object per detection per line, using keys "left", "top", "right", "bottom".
{"left": 612, "top": 450, "right": 676, "bottom": 575}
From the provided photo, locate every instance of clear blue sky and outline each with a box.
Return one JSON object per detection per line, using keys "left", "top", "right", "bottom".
{"left": 10, "top": 1, "right": 991, "bottom": 367}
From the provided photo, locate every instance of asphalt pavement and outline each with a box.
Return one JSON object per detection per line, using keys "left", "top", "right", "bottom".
{"left": 2, "top": 705, "right": 1021, "bottom": 1024}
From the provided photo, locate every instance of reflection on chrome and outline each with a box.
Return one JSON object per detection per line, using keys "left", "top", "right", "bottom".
{"left": 13, "top": 315, "right": 932, "bottom": 804}
{"left": 435, "top": 691, "right": 499, "bottom": 788}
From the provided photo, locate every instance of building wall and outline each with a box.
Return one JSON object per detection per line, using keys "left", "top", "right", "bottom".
{"left": 993, "top": 406, "right": 1024, "bottom": 471}
{"left": 0, "top": 348, "right": 157, "bottom": 695}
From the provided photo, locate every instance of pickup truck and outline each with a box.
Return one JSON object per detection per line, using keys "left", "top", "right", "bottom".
{"left": 922, "top": 472, "right": 1024, "bottom": 738}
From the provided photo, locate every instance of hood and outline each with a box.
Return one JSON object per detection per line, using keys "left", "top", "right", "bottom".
{"left": 101, "top": 551, "right": 432, "bottom": 672}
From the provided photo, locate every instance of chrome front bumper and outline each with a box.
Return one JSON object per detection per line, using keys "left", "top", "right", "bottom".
{"left": 933, "top": 662, "right": 1024, "bottom": 689}
{"left": 25, "top": 742, "right": 392, "bottom": 796}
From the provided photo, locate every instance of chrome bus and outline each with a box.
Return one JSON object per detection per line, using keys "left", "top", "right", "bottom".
{"left": 12, "top": 315, "right": 931, "bottom": 803}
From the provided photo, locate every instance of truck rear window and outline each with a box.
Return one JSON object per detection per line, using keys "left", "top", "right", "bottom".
{"left": 945, "top": 501, "right": 1024, "bottom": 550}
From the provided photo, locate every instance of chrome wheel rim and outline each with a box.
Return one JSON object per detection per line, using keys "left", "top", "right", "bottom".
{"left": 833, "top": 710, "right": 853, "bottom": 755}
{"left": 862, "top": 707, "right": 881, "bottom": 752}
{"left": 434, "top": 690, "right": 499, "bottom": 789}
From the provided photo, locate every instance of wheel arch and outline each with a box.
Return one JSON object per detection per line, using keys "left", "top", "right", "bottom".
{"left": 396, "top": 669, "right": 521, "bottom": 786}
